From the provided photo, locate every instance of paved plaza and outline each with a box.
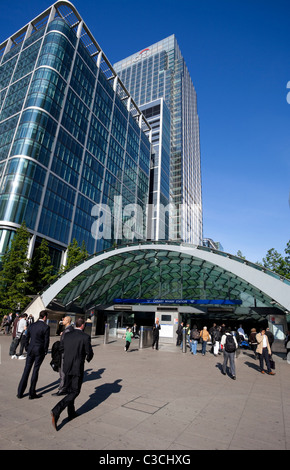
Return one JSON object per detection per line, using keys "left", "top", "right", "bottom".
{"left": 0, "top": 333, "right": 290, "bottom": 451}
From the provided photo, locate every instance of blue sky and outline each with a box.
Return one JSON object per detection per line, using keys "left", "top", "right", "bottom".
{"left": 1, "top": 0, "right": 289, "bottom": 263}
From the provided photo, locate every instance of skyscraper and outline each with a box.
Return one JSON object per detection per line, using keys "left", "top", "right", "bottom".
{"left": 139, "top": 98, "right": 171, "bottom": 241}
{"left": 114, "top": 35, "right": 203, "bottom": 245}
{"left": 0, "top": 1, "right": 151, "bottom": 267}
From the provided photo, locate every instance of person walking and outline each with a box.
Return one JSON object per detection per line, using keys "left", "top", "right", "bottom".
{"left": 190, "top": 325, "right": 200, "bottom": 355}
{"left": 6, "top": 313, "right": 13, "bottom": 335}
{"left": 52, "top": 315, "right": 74, "bottom": 396}
{"left": 27, "top": 314, "right": 34, "bottom": 327}
{"left": 132, "top": 323, "right": 138, "bottom": 338}
{"left": 221, "top": 327, "right": 238, "bottom": 380}
{"left": 51, "top": 317, "right": 94, "bottom": 430}
{"left": 17, "top": 310, "right": 50, "bottom": 399}
{"left": 256, "top": 328, "right": 275, "bottom": 375}
{"left": 200, "top": 326, "right": 210, "bottom": 356}
{"left": 265, "top": 327, "right": 274, "bottom": 349}
{"left": 9, "top": 313, "right": 21, "bottom": 358}
{"left": 152, "top": 319, "right": 161, "bottom": 350}
{"left": 249, "top": 328, "right": 258, "bottom": 359}
{"left": 124, "top": 327, "right": 133, "bottom": 352}
{"left": 176, "top": 321, "right": 183, "bottom": 346}
{"left": 212, "top": 325, "right": 222, "bottom": 356}
{"left": 0, "top": 315, "right": 8, "bottom": 334}
{"left": 17, "top": 314, "right": 28, "bottom": 360}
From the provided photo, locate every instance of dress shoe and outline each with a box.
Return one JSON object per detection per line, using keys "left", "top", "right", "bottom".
{"left": 267, "top": 371, "right": 276, "bottom": 375}
{"left": 29, "top": 394, "right": 43, "bottom": 399}
{"left": 260, "top": 370, "right": 265, "bottom": 374}
{"left": 51, "top": 411, "right": 59, "bottom": 431}
{"left": 52, "top": 391, "right": 67, "bottom": 396}
{"left": 16, "top": 394, "right": 23, "bottom": 399}
{"left": 68, "top": 412, "right": 79, "bottom": 421}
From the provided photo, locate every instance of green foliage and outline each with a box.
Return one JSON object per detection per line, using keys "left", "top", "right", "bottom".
{"left": 0, "top": 222, "right": 32, "bottom": 313}
{"left": 262, "top": 243, "right": 290, "bottom": 279}
{"left": 236, "top": 250, "right": 246, "bottom": 259}
{"left": 29, "top": 238, "right": 57, "bottom": 293}
{"left": 60, "top": 238, "right": 88, "bottom": 273}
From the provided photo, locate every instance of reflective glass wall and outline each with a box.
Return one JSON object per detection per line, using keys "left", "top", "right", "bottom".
{"left": 0, "top": 4, "right": 151, "bottom": 265}
{"left": 114, "top": 35, "right": 203, "bottom": 245}
{"left": 140, "top": 99, "right": 170, "bottom": 240}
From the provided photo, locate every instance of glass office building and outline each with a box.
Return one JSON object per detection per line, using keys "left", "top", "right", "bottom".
{"left": 114, "top": 35, "right": 203, "bottom": 245}
{"left": 139, "top": 98, "right": 170, "bottom": 240}
{"left": 0, "top": 1, "right": 151, "bottom": 266}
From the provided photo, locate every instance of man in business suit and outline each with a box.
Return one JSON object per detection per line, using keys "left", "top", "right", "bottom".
{"left": 152, "top": 318, "right": 161, "bottom": 350}
{"left": 51, "top": 317, "right": 94, "bottom": 430}
{"left": 52, "top": 315, "right": 74, "bottom": 396}
{"left": 17, "top": 310, "right": 50, "bottom": 399}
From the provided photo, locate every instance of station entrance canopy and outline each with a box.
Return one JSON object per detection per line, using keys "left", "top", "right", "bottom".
{"left": 26, "top": 242, "right": 290, "bottom": 321}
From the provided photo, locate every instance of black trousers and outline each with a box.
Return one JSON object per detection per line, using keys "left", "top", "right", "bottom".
{"left": 52, "top": 373, "right": 83, "bottom": 419}
{"left": 9, "top": 337, "right": 21, "bottom": 356}
{"left": 259, "top": 347, "right": 271, "bottom": 372}
{"left": 17, "top": 352, "right": 45, "bottom": 397}
{"left": 152, "top": 336, "right": 159, "bottom": 350}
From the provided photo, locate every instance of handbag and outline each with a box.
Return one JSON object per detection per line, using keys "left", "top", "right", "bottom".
{"left": 269, "top": 357, "right": 275, "bottom": 370}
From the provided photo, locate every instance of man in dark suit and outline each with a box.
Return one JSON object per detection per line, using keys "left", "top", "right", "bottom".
{"left": 17, "top": 310, "right": 50, "bottom": 399}
{"left": 52, "top": 315, "right": 74, "bottom": 396}
{"left": 152, "top": 318, "right": 161, "bottom": 350}
{"left": 51, "top": 317, "right": 94, "bottom": 430}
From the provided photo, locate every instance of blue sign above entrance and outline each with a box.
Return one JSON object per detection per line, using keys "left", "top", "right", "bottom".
{"left": 114, "top": 299, "right": 242, "bottom": 305}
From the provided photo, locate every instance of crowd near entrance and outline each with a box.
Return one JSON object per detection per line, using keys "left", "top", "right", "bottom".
{"left": 91, "top": 306, "right": 287, "bottom": 353}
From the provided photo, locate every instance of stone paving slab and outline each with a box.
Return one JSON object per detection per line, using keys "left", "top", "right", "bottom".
{"left": 0, "top": 334, "right": 290, "bottom": 450}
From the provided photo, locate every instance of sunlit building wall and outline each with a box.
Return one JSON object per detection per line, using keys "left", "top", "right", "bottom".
{"left": 114, "top": 35, "right": 203, "bottom": 245}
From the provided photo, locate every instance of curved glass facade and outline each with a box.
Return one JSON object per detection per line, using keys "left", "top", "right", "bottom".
{"left": 40, "top": 242, "right": 290, "bottom": 320}
{"left": 0, "top": 3, "right": 151, "bottom": 262}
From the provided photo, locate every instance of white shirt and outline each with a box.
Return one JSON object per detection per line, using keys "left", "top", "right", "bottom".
{"left": 16, "top": 318, "right": 27, "bottom": 337}
{"left": 221, "top": 333, "right": 238, "bottom": 349}
{"left": 262, "top": 334, "right": 268, "bottom": 348}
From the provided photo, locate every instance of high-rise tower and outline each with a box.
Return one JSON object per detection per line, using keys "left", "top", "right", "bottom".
{"left": 0, "top": 1, "right": 151, "bottom": 267}
{"left": 114, "top": 35, "right": 203, "bottom": 245}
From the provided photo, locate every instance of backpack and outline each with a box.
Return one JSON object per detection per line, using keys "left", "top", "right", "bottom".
{"left": 225, "top": 334, "right": 236, "bottom": 353}
{"left": 50, "top": 340, "right": 61, "bottom": 372}
{"left": 191, "top": 329, "right": 200, "bottom": 340}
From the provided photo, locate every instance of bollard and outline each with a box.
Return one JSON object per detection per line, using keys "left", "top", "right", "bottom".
{"left": 104, "top": 323, "right": 109, "bottom": 344}
{"left": 139, "top": 326, "right": 145, "bottom": 349}
{"left": 182, "top": 327, "right": 187, "bottom": 353}
{"left": 139, "top": 326, "right": 154, "bottom": 349}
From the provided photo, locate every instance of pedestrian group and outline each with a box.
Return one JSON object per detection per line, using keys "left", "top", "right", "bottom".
{"left": 176, "top": 321, "right": 276, "bottom": 380}
{"left": 3, "top": 310, "right": 278, "bottom": 432}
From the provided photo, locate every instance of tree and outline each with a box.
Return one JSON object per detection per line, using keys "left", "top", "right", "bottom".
{"left": 29, "top": 238, "right": 57, "bottom": 293}
{"left": 236, "top": 250, "right": 246, "bottom": 259}
{"left": 61, "top": 238, "right": 88, "bottom": 272}
{"left": 284, "top": 241, "right": 290, "bottom": 278}
{"left": 262, "top": 243, "right": 290, "bottom": 279}
{"left": 0, "top": 222, "right": 32, "bottom": 312}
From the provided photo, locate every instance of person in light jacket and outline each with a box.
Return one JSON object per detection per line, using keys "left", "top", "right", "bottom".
{"left": 256, "top": 328, "right": 275, "bottom": 375}
{"left": 200, "top": 326, "right": 210, "bottom": 356}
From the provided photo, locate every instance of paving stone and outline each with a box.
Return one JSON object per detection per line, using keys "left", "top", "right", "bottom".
{"left": 0, "top": 334, "right": 289, "bottom": 450}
